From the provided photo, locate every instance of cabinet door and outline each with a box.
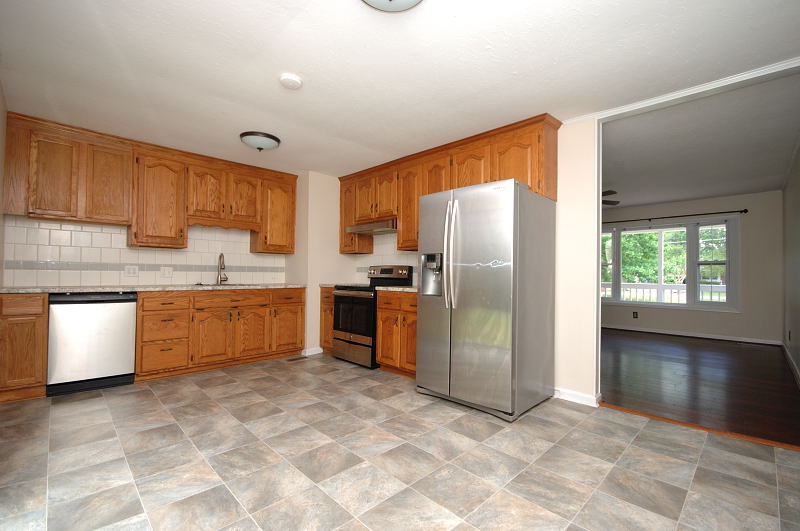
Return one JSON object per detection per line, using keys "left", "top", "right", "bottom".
{"left": 491, "top": 128, "right": 539, "bottom": 190}
{"left": 191, "top": 310, "right": 233, "bottom": 365}
{"left": 400, "top": 312, "right": 417, "bottom": 372}
{"left": 227, "top": 173, "right": 261, "bottom": 227}
{"left": 187, "top": 166, "right": 226, "bottom": 221}
{"left": 374, "top": 170, "right": 397, "bottom": 219}
{"left": 271, "top": 305, "right": 304, "bottom": 352}
{"left": 422, "top": 155, "right": 451, "bottom": 195}
{"left": 320, "top": 304, "right": 334, "bottom": 350}
{"left": 339, "top": 180, "right": 373, "bottom": 254}
{"left": 83, "top": 143, "right": 133, "bottom": 224}
{"left": 452, "top": 142, "right": 491, "bottom": 189}
{"left": 28, "top": 132, "right": 80, "bottom": 217}
{"left": 354, "top": 176, "right": 375, "bottom": 223}
{"left": 397, "top": 163, "right": 421, "bottom": 251}
{"left": 234, "top": 307, "right": 270, "bottom": 358}
{"left": 262, "top": 179, "right": 295, "bottom": 253}
{"left": 0, "top": 315, "right": 46, "bottom": 389}
{"left": 376, "top": 310, "right": 401, "bottom": 367}
{"left": 131, "top": 155, "right": 187, "bottom": 247}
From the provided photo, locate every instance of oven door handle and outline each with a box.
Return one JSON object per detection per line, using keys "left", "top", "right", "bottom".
{"left": 332, "top": 290, "right": 374, "bottom": 298}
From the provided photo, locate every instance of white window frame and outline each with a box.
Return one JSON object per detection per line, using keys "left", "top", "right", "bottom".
{"left": 601, "top": 215, "right": 740, "bottom": 312}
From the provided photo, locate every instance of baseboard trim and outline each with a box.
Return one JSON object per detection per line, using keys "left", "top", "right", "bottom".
{"left": 603, "top": 325, "right": 782, "bottom": 346}
{"left": 785, "top": 343, "right": 800, "bottom": 389}
{"left": 554, "top": 388, "right": 600, "bottom": 407}
{"left": 302, "top": 347, "right": 323, "bottom": 357}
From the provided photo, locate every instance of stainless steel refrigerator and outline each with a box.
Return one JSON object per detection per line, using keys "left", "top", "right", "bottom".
{"left": 416, "top": 179, "right": 555, "bottom": 421}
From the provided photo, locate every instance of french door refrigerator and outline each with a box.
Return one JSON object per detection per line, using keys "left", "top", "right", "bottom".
{"left": 416, "top": 179, "right": 555, "bottom": 421}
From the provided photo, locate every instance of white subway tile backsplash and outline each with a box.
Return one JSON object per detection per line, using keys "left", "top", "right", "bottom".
{"left": 3, "top": 216, "right": 286, "bottom": 288}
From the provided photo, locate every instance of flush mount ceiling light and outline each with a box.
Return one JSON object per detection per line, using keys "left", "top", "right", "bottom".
{"left": 362, "top": 0, "right": 423, "bottom": 12}
{"left": 279, "top": 72, "right": 303, "bottom": 90}
{"left": 240, "top": 131, "right": 281, "bottom": 151}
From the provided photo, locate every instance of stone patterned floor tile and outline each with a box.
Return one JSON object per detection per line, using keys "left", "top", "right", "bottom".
{"left": 505, "top": 465, "right": 593, "bottom": 520}
{"left": 47, "top": 457, "right": 132, "bottom": 504}
{"left": 557, "top": 427, "right": 628, "bottom": 462}
{"left": 46, "top": 483, "right": 144, "bottom": 531}
{"left": 574, "top": 491, "right": 676, "bottom": 531}
{"left": 616, "top": 444, "right": 697, "bottom": 488}
{"left": 411, "top": 402, "right": 470, "bottom": 425}
{"left": 412, "top": 464, "right": 497, "bottom": 518}
{"left": 590, "top": 406, "right": 649, "bottom": 428}
{"left": 534, "top": 445, "right": 614, "bottom": 488}
{"left": 312, "top": 413, "right": 370, "bottom": 440}
{"left": 49, "top": 421, "right": 116, "bottom": 452}
{"left": 483, "top": 427, "right": 553, "bottom": 463}
{"left": 369, "top": 442, "right": 444, "bottom": 484}
{"left": 411, "top": 426, "right": 479, "bottom": 461}
{"left": 465, "top": 489, "right": 568, "bottom": 530}
{"left": 781, "top": 490, "right": 800, "bottom": 524}
{"left": 527, "top": 400, "right": 591, "bottom": 427}
{"left": 119, "top": 422, "right": 186, "bottom": 455}
{"left": 378, "top": 413, "right": 437, "bottom": 440}
{"left": 338, "top": 426, "right": 406, "bottom": 458}
{"left": 206, "top": 441, "right": 282, "bottom": 481}
{"left": 147, "top": 484, "right": 247, "bottom": 531}
{"left": 451, "top": 443, "right": 528, "bottom": 487}
{"left": 190, "top": 423, "right": 258, "bottom": 457}
{"left": 705, "top": 432, "right": 776, "bottom": 462}
{"left": 779, "top": 463, "right": 800, "bottom": 493}
{"left": 639, "top": 419, "right": 708, "bottom": 447}
{"left": 264, "top": 424, "right": 331, "bottom": 457}
{"left": 218, "top": 516, "right": 261, "bottom": 531}
{"left": 777, "top": 448, "right": 800, "bottom": 468}
{"left": 226, "top": 460, "right": 314, "bottom": 513}
{"left": 359, "top": 487, "right": 461, "bottom": 531}
{"left": 176, "top": 410, "right": 241, "bottom": 438}
{"left": 576, "top": 415, "right": 641, "bottom": 444}
{"left": 512, "top": 415, "right": 572, "bottom": 443}
{"left": 598, "top": 466, "right": 687, "bottom": 520}
{"left": 244, "top": 411, "right": 306, "bottom": 440}
{"left": 289, "top": 441, "right": 364, "bottom": 482}
{"left": 251, "top": 485, "right": 352, "bottom": 531}
{"left": 318, "top": 461, "right": 406, "bottom": 516}
{"left": 679, "top": 491, "right": 780, "bottom": 531}
{"left": 690, "top": 466, "right": 778, "bottom": 517}
{"left": 291, "top": 401, "right": 342, "bottom": 424}
{"left": 631, "top": 429, "right": 704, "bottom": 463}
{"left": 698, "top": 445, "right": 777, "bottom": 486}
{"left": 135, "top": 459, "right": 222, "bottom": 511}
{"left": 126, "top": 439, "right": 203, "bottom": 479}
{"left": 228, "top": 401, "right": 282, "bottom": 424}
{"left": 350, "top": 402, "right": 403, "bottom": 424}
{"left": 48, "top": 437, "right": 125, "bottom": 476}
{"left": 0, "top": 477, "right": 46, "bottom": 520}
{"left": 445, "top": 414, "right": 505, "bottom": 442}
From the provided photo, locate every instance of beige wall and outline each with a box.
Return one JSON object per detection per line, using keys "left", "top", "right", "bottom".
{"left": 0, "top": 86, "right": 7, "bottom": 273}
{"left": 554, "top": 118, "right": 601, "bottom": 403}
{"left": 602, "top": 190, "right": 784, "bottom": 343}
{"left": 785, "top": 153, "right": 800, "bottom": 376}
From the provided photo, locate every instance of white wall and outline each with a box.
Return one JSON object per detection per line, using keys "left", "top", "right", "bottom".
{"left": 3, "top": 217, "right": 285, "bottom": 287}
{"left": 602, "top": 190, "right": 784, "bottom": 343}
{"left": 785, "top": 153, "right": 800, "bottom": 377}
{"left": 554, "top": 118, "right": 601, "bottom": 404}
{"left": 0, "top": 86, "right": 7, "bottom": 278}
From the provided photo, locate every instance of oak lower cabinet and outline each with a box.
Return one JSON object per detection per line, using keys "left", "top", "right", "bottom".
{"left": 0, "top": 294, "right": 48, "bottom": 401}
{"left": 375, "top": 291, "right": 417, "bottom": 375}
{"left": 320, "top": 287, "right": 334, "bottom": 352}
{"left": 136, "top": 288, "right": 305, "bottom": 379}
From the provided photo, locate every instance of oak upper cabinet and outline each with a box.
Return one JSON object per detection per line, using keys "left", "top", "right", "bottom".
{"left": 452, "top": 140, "right": 491, "bottom": 189}
{"left": 397, "top": 162, "right": 422, "bottom": 251}
{"left": 129, "top": 154, "right": 188, "bottom": 248}
{"left": 271, "top": 305, "right": 304, "bottom": 352}
{"left": 234, "top": 306, "right": 270, "bottom": 359}
{"left": 187, "top": 165, "right": 226, "bottom": 222}
{"left": 251, "top": 178, "right": 295, "bottom": 254}
{"left": 191, "top": 309, "right": 234, "bottom": 365}
{"left": 339, "top": 179, "right": 373, "bottom": 254}
{"left": 354, "top": 169, "right": 397, "bottom": 223}
{"left": 83, "top": 143, "right": 133, "bottom": 224}
{"left": 227, "top": 172, "right": 261, "bottom": 227}
{"left": 422, "top": 154, "right": 451, "bottom": 195}
{"left": 490, "top": 118, "right": 558, "bottom": 200}
{"left": 0, "top": 295, "right": 48, "bottom": 392}
{"left": 28, "top": 131, "right": 80, "bottom": 218}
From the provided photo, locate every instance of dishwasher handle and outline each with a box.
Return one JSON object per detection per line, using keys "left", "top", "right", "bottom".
{"left": 49, "top": 292, "right": 138, "bottom": 304}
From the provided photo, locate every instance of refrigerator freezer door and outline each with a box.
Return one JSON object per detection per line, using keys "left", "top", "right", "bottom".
{"left": 449, "top": 180, "right": 515, "bottom": 413}
{"left": 417, "top": 190, "right": 453, "bottom": 396}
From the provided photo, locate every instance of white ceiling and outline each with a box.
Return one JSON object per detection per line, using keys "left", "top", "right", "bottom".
{"left": 602, "top": 73, "right": 800, "bottom": 208}
{"left": 1, "top": 1, "right": 800, "bottom": 177}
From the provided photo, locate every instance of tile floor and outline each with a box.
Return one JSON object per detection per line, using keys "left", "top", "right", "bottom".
{"left": 1, "top": 354, "right": 798, "bottom": 530}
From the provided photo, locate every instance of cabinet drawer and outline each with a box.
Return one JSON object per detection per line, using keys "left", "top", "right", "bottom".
{"left": 140, "top": 292, "right": 190, "bottom": 312}
{"left": 1, "top": 294, "right": 47, "bottom": 316}
{"left": 141, "top": 311, "right": 190, "bottom": 342}
{"left": 193, "top": 290, "right": 268, "bottom": 309}
{"left": 320, "top": 287, "right": 334, "bottom": 304}
{"left": 271, "top": 288, "right": 305, "bottom": 305}
{"left": 400, "top": 293, "right": 418, "bottom": 313}
{"left": 377, "top": 293, "right": 402, "bottom": 310}
{"left": 140, "top": 340, "right": 189, "bottom": 373}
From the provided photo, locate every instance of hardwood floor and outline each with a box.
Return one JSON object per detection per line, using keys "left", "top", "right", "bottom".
{"left": 601, "top": 328, "right": 800, "bottom": 446}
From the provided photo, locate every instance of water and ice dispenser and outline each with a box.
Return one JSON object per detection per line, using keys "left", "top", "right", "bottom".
{"left": 420, "top": 253, "right": 443, "bottom": 296}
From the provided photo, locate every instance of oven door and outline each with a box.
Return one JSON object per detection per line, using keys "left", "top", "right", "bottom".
{"left": 332, "top": 291, "right": 376, "bottom": 367}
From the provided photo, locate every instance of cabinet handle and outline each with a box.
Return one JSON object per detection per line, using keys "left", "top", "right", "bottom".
{"left": 160, "top": 302, "right": 174, "bottom": 305}
{"left": 231, "top": 299, "right": 242, "bottom": 302}
{"left": 161, "top": 318, "right": 174, "bottom": 322}
{"left": 229, "top": 311, "right": 232, "bottom": 322}
{"left": 237, "top": 311, "right": 240, "bottom": 319}
{"left": 160, "top": 347, "right": 173, "bottom": 352}
{"left": 179, "top": 228, "right": 184, "bottom": 238}
{"left": 229, "top": 204, "right": 233, "bottom": 215}
{"left": 221, "top": 203, "right": 225, "bottom": 214}
{"left": 264, "top": 234, "right": 269, "bottom": 245}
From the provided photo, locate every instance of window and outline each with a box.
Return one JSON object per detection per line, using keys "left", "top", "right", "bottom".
{"left": 600, "top": 216, "right": 739, "bottom": 310}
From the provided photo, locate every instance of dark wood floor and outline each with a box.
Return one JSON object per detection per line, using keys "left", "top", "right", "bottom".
{"left": 601, "top": 328, "right": 800, "bottom": 446}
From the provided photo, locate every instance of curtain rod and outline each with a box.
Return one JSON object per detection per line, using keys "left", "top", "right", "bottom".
{"left": 602, "top": 208, "right": 748, "bottom": 225}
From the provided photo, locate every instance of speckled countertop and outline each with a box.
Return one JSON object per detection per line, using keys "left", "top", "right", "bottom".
{"left": 0, "top": 283, "right": 306, "bottom": 294}
{"left": 375, "top": 286, "right": 418, "bottom": 293}
{"left": 319, "top": 284, "right": 337, "bottom": 288}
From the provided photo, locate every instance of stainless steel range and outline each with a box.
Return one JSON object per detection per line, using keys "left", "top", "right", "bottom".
{"left": 332, "top": 265, "right": 413, "bottom": 368}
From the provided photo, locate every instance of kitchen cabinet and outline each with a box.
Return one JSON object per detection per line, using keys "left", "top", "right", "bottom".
{"left": 136, "top": 288, "right": 305, "bottom": 380}
{"left": 339, "top": 179, "right": 373, "bottom": 254}
{"left": 188, "top": 169, "right": 260, "bottom": 230}
{"left": 396, "top": 162, "right": 422, "bottom": 251}
{"left": 320, "top": 287, "right": 334, "bottom": 352}
{"left": 250, "top": 178, "right": 295, "bottom": 254}
{"left": 490, "top": 119, "right": 559, "bottom": 200}
{"left": 0, "top": 294, "right": 48, "bottom": 402}
{"left": 452, "top": 141, "right": 491, "bottom": 189}
{"left": 227, "top": 172, "right": 261, "bottom": 227}
{"left": 28, "top": 131, "right": 80, "bottom": 218}
{"left": 129, "top": 154, "right": 188, "bottom": 248}
{"left": 354, "top": 169, "right": 397, "bottom": 223}
{"left": 83, "top": 143, "right": 133, "bottom": 224}
{"left": 421, "top": 154, "right": 451, "bottom": 196}
{"left": 375, "top": 291, "right": 417, "bottom": 375}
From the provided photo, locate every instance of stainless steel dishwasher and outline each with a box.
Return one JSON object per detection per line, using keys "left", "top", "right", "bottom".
{"left": 47, "top": 292, "right": 137, "bottom": 396}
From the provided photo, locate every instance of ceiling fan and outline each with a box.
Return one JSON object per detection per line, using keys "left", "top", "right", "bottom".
{"left": 602, "top": 190, "right": 620, "bottom": 206}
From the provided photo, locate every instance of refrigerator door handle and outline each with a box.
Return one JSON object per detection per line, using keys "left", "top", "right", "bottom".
{"left": 443, "top": 199, "right": 452, "bottom": 309}
{"left": 449, "top": 199, "right": 459, "bottom": 308}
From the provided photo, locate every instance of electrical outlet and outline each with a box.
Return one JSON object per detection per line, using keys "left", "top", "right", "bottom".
{"left": 124, "top": 265, "right": 138, "bottom": 277}
{"left": 160, "top": 266, "right": 173, "bottom": 278}
{"left": 633, "top": 311, "right": 638, "bottom": 319}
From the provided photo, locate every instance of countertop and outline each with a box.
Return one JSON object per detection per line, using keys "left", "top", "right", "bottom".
{"left": 319, "top": 284, "right": 336, "bottom": 288}
{"left": 375, "top": 286, "right": 418, "bottom": 293}
{"left": 0, "top": 283, "right": 306, "bottom": 294}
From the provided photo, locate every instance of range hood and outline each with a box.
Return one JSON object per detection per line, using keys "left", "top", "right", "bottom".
{"left": 346, "top": 219, "right": 397, "bottom": 235}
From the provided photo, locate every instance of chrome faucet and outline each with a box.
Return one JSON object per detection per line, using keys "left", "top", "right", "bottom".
{"left": 216, "top": 253, "right": 228, "bottom": 285}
